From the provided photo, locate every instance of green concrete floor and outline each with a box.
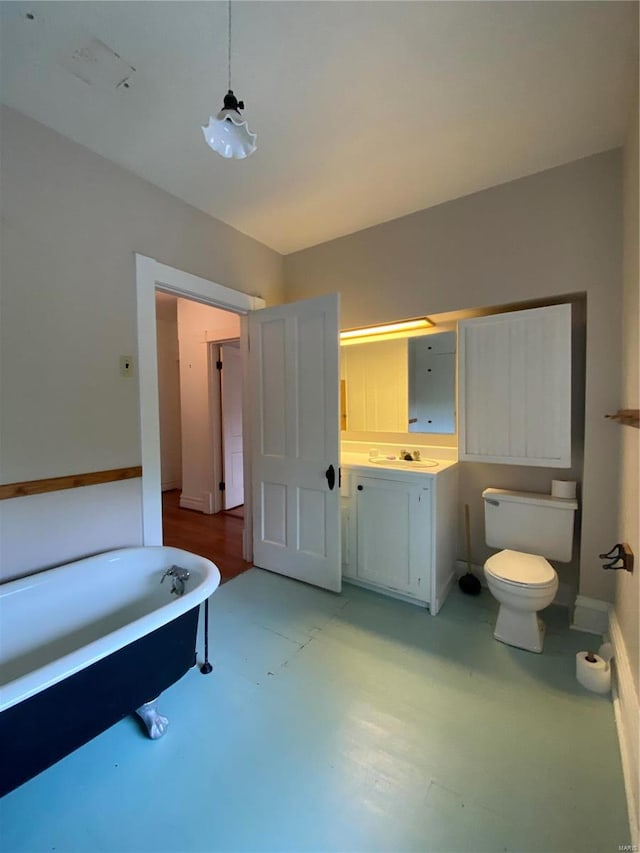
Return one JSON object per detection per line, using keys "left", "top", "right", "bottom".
{"left": 0, "top": 569, "right": 631, "bottom": 852}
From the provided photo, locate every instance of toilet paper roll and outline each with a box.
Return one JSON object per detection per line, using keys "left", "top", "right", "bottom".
{"left": 551, "top": 480, "right": 577, "bottom": 500}
{"left": 576, "top": 651, "right": 611, "bottom": 694}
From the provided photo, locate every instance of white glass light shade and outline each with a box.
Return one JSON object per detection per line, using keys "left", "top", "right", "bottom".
{"left": 202, "top": 109, "right": 257, "bottom": 159}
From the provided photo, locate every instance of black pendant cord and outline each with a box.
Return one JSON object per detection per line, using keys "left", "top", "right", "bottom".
{"left": 200, "top": 598, "right": 213, "bottom": 674}
{"left": 227, "top": 0, "right": 232, "bottom": 92}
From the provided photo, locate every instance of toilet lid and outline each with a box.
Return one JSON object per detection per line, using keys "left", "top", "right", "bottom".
{"left": 485, "top": 549, "right": 556, "bottom": 586}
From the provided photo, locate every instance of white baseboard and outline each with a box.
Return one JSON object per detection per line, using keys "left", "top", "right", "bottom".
{"left": 179, "top": 493, "right": 205, "bottom": 512}
{"left": 571, "top": 595, "right": 612, "bottom": 635}
{"left": 609, "top": 610, "right": 640, "bottom": 846}
{"left": 454, "top": 560, "right": 573, "bottom": 607}
{"left": 179, "top": 492, "right": 216, "bottom": 514}
{"left": 161, "top": 479, "right": 180, "bottom": 492}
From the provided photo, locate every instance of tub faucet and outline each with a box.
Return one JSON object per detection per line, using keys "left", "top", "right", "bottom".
{"left": 161, "top": 565, "right": 190, "bottom": 597}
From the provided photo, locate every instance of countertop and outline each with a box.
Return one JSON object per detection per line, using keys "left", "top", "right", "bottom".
{"left": 341, "top": 452, "right": 458, "bottom": 479}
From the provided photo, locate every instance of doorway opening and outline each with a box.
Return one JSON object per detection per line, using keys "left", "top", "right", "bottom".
{"left": 135, "top": 254, "right": 266, "bottom": 579}
{"left": 155, "top": 290, "right": 250, "bottom": 582}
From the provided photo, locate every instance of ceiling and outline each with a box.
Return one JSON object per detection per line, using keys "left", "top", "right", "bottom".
{"left": 1, "top": 1, "right": 637, "bottom": 255}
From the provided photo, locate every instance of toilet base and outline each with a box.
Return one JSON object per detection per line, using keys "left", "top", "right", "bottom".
{"left": 493, "top": 605, "right": 546, "bottom": 653}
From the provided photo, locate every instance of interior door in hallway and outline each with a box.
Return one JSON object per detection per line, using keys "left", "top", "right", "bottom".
{"left": 249, "top": 293, "right": 341, "bottom": 593}
{"left": 220, "top": 343, "right": 244, "bottom": 510}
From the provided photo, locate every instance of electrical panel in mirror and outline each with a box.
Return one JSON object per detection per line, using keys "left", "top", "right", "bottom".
{"left": 340, "top": 330, "right": 456, "bottom": 435}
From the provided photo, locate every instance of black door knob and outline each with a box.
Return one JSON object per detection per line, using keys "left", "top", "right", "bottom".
{"left": 357, "top": 485, "right": 363, "bottom": 491}
{"left": 325, "top": 465, "right": 336, "bottom": 490}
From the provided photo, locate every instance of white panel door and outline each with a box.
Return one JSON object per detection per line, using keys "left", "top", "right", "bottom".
{"left": 249, "top": 293, "right": 341, "bottom": 592}
{"left": 220, "top": 344, "right": 244, "bottom": 510}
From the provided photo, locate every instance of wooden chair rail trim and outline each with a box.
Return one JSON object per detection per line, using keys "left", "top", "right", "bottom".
{"left": 0, "top": 466, "right": 143, "bottom": 500}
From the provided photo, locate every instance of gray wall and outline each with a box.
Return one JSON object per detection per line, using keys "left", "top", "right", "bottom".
{"left": 284, "top": 150, "right": 623, "bottom": 603}
{"left": 0, "top": 106, "right": 283, "bottom": 578}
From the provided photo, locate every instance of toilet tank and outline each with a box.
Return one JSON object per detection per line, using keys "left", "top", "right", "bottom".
{"left": 482, "top": 488, "right": 578, "bottom": 562}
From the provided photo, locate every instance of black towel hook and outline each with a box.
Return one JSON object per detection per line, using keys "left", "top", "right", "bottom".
{"left": 598, "top": 543, "right": 634, "bottom": 573}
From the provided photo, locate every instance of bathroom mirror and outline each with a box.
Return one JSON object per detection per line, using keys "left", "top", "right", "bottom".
{"left": 340, "top": 330, "right": 456, "bottom": 434}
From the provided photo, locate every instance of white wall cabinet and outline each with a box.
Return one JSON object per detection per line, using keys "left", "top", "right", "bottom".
{"left": 341, "top": 464, "right": 458, "bottom": 614}
{"left": 458, "top": 303, "right": 572, "bottom": 467}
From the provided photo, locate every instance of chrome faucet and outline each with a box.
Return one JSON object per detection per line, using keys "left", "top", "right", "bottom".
{"left": 161, "top": 565, "right": 190, "bottom": 597}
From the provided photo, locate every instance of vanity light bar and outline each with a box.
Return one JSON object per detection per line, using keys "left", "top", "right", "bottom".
{"left": 339, "top": 317, "right": 434, "bottom": 340}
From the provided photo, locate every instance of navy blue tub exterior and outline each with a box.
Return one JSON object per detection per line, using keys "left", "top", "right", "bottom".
{"left": 0, "top": 606, "right": 199, "bottom": 798}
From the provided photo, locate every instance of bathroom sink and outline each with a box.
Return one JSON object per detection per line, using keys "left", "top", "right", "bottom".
{"left": 370, "top": 458, "right": 440, "bottom": 468}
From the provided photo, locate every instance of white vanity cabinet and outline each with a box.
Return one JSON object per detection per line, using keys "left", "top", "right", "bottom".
{"left": 458, "top": 303, "right": 572, "bottom": 467}
{"left": 341, "top": 462, "right": 458, "bottom": 615}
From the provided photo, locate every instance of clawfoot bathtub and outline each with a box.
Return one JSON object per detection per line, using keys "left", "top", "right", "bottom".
{"left": 0, "top": 546, "right": 220, "bottom": 797}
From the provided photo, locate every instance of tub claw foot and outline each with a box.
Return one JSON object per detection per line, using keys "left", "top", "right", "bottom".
{"left": 136, "top": 699, "right": 168, "bottom": 739}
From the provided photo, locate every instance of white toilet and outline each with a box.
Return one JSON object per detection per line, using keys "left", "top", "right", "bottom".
{"left": 482, "top": 487, "right": 578, "bottom": 653}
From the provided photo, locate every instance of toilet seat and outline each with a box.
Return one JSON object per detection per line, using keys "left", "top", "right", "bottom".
{"left": 485, "top": 549, "right": 556, "bottom": 588}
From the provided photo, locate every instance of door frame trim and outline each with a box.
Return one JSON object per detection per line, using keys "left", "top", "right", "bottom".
{"left": 135, "top": 254, "right": 265, "bottom": 553}
{"left": 208, "top": 338, "right": 241, "bottom": 515}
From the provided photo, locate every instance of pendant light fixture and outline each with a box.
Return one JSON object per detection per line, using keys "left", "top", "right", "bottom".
{"left": 202, "top": 0, "right": 257, "bottom": 159}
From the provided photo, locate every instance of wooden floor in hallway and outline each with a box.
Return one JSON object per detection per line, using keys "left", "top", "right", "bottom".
{"left": 162, "top": 489, "right": 252, "bottom": 583}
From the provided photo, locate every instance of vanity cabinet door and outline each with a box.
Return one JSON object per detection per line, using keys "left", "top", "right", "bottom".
{"left": 355, "top": 476, "right": 431, "bottom": 601}
{"left": 458, "top": 303, "right": 571, "bottom": 467}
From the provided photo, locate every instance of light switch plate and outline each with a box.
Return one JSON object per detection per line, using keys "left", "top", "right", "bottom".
{"left": 120, "top": 355, "right": 134, "bottom": 377}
